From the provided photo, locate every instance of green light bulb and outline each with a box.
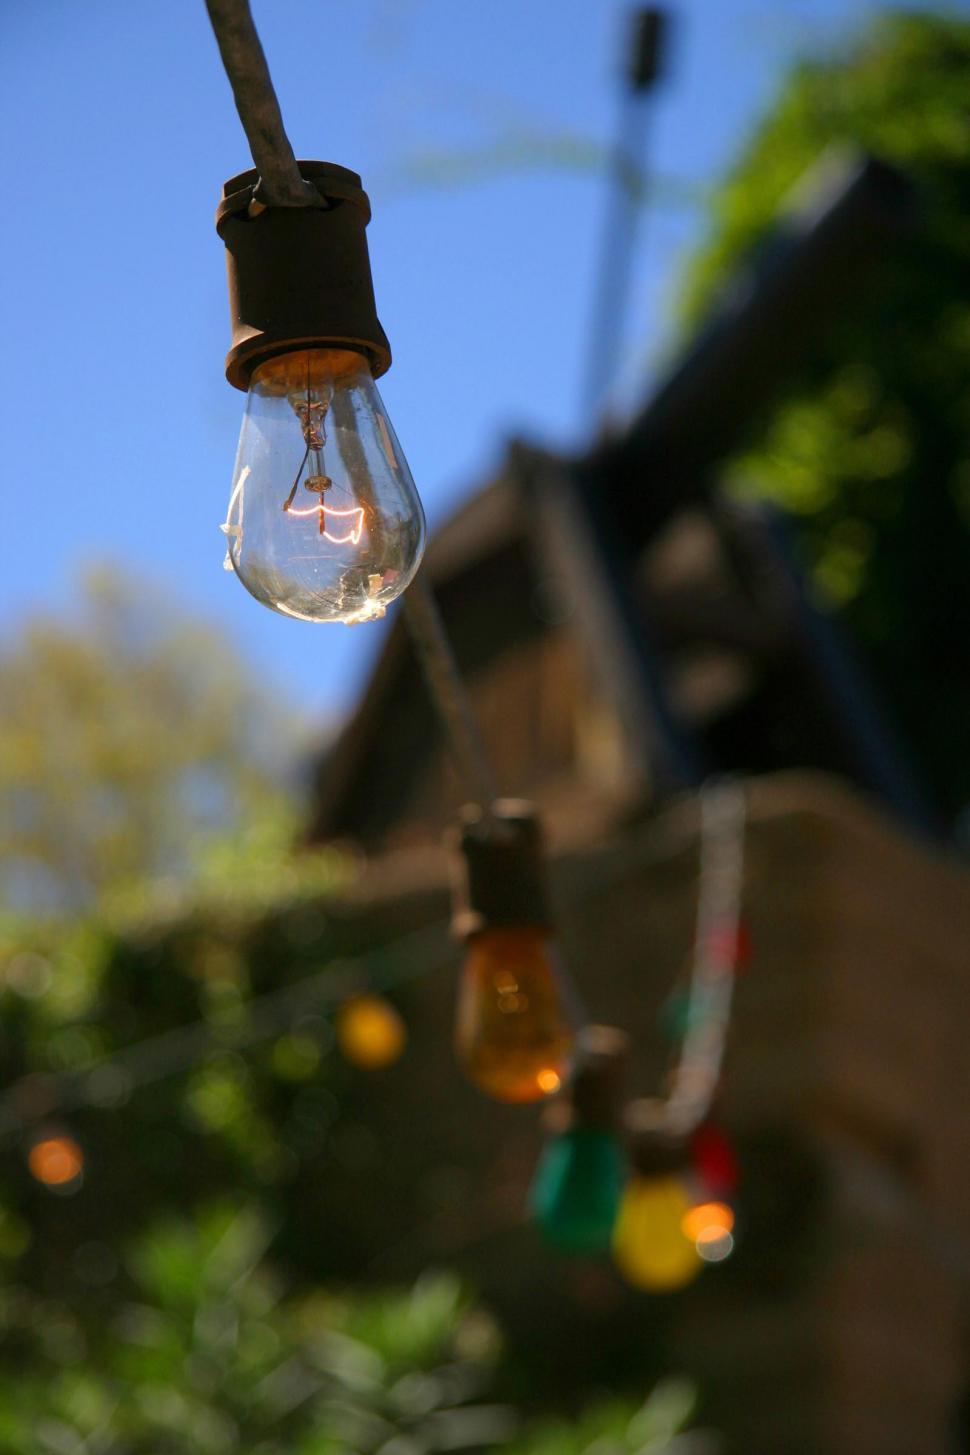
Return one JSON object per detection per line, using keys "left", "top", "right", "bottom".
{"left": 529, "top": 1125, "right": 627, "bottom": 1253}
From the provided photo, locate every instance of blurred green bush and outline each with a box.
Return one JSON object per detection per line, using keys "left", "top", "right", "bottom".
{"left": 0, "top": 1200, "right": 707, "bottom": 1454}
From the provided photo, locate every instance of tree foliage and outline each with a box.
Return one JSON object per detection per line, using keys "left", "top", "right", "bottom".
{"left": 679, "top": 10, "right": 970, "bottom": 820}
{"left": 0, "top": 1198, "right": 707, "bottom": 1455}
{"left": 0, "top": 567, "right": 308, "bottom": 911}
{"left": 0, "top": 1208, "right": 507, "bottom": 1455}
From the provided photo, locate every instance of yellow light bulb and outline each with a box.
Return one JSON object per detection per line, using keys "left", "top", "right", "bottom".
{"left": 455, "top": 927, "right": 574, "bottom": 1103}
{"left": 336, "top": 994, "right": 406, "bottom": 1069}
{"left": 612, "top": 1174, "right": 703, "bottom": 1292}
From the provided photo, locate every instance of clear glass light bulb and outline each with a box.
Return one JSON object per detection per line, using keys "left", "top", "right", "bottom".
{"left": 455, "top": 927, "right": 575, "bottom": 1103}
{"left": 222, "top": 348, "right": 426, "bottom": 624}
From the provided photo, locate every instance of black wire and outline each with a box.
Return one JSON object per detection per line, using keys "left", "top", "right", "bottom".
{"left": 282, "top": 443, "right": 311, "bottom": 511}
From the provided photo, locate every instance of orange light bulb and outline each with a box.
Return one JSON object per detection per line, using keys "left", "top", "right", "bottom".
{"left": 455, "top": 927, "right": 574, "bottom": 1103}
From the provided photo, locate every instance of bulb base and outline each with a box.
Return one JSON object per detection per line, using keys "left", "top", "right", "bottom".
{"left": 624, "top": 1097, "right": 692, "bottom": 1177}
{"left": 569, "top": 1025, "right": 630, "bottom": 1129}
{"left": 450, "top": 800, "right": 552, "bottom": 940}
{"left": 216, "top": 161, "right": 391, "bottom": 390}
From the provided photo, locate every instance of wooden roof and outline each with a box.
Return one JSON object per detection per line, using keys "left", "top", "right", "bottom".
{"left": 306, "top": 152, "right": 936, "bottom": 849}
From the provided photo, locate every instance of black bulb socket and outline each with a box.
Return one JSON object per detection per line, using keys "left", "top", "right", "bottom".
{"left": 450, "top": 800, "right": 553, "bottom": 941}
{"left": 216, "top": 161, "right": 391, "bottom": 391}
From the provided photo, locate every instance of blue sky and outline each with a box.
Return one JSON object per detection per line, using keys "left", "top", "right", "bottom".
{"left": 0, "top": 0, "right": 941, "bottom": 723}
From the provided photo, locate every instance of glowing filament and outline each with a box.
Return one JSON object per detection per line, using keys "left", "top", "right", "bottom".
{"left": 284, "top": 503, "right": 366, "bottom": 545}
{"left": 322, "top": 505, "right": 366, "bottom": 545}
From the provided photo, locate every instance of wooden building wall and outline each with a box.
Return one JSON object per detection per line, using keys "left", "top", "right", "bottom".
{"left": 294, "top": 772, "right": 970, "bottom": 1452}
{"left": 377, "top": 624, "right": 634, "bottom": 854}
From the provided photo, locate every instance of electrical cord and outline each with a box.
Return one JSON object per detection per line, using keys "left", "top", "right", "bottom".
{"left": 663, "top": 777, "right": 745, "bottom": 1137}
{"left": 204, "top": 0, "right": 318, "bottom": 207}
{"left": 0, "top": 782, "right": 743, "bottom": 1144}
{"left": 204, "top": 0, "right": 498, "bottom": 815}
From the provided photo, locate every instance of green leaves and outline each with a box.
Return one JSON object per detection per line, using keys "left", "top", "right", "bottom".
{"left": 504, "top": 1379, "right": 700, "bottom": 1455}
{"left": 0, "top": 1208, "right": 512, "bottom": 1455}
{"left": 0, "top": 565, "right": 312, "bottom": 915}
{"left": 678, "top": 11, "right": 970, "bottom": 819}
{"left": 0, "top": 1196, "right": 708, "bottom": 1454}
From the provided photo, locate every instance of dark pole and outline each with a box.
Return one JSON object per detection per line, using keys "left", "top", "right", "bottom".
{"left": 583, "top": 7, "right": 667, "bottom": 425}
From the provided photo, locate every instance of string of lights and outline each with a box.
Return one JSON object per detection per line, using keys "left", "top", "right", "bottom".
{"left": 13, "top": 0, "right": 746, "bottom": 1301}
{"left": 4, "top": 782, "right": 736, "bottom": 1144}
{"left": 606, "top": 778, "right": 747, "bottom": 1288}
{"left": 529, "top": 778, "right": 748, "bottom": 1287}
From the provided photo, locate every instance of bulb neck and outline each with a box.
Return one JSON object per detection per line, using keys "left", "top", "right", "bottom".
{"left": 250, "top": 347, "right": 370, "bottom": 396}
{"left": 216, "top": 161, "right": 391, "bottom": 391}
{"left": 540, "top": 1025, "right": 629, "bottom": 1135}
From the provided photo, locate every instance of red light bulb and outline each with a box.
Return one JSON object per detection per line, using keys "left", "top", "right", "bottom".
{"left": 690, "top": 1123, "right": 740, "bottom": 1199}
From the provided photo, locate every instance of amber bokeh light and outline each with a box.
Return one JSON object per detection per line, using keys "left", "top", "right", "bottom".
{"left": 336, "top": 994, "right": 407, "bottom": 1069}
{"left": 28, "top": 1136, "right": 84, "bottom": 1188}
{"left": 455, "top": 927, "right": 574, "bottom": 1103}
{"left": 682, "top": 1199, "right": 734, "bottom": 1243}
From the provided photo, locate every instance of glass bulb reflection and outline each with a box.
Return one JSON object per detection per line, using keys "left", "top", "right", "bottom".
{"left": 455, "top": 927, "right": 574, "bottom": 1103}
{"left": 222, "top": 348, "right": 425, "bottom": 624}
